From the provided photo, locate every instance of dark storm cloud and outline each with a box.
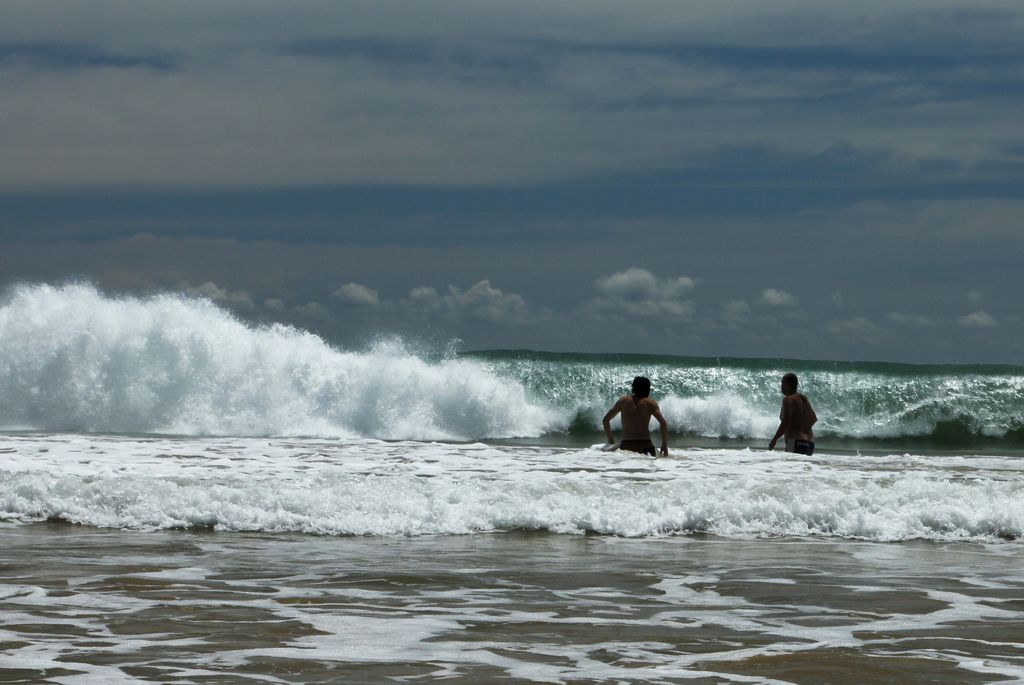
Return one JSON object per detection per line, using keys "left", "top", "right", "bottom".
{"left": 554, "top": 37, "right": 1024, "bottom": 75}
{"left": 4, "top": 144, "right": 1024, "bottom": 248}
{"left": 0, "top": 42, "right": 177, "bottom": 71}
{"left": 3, "top": 1, "right": 1024, "bottom": 188}
{"left": 281, "top": 37, "right": 544, "bottom": 78}
{"left": 282, "top": 32, "right": 1024, "bottom": 111}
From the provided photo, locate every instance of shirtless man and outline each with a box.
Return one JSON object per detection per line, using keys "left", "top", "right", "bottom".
{"left": 602, "top": 376, "right": 669, "bottom": 456}
{"left": 768, "top": 372, "right": 817, "bottom": 455}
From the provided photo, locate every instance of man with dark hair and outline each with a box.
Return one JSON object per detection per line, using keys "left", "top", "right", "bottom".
{"left": 768, "top": 372, "right": 817, "bottom": 455}
{"left": 602, "top": 376, "right": 669, "bottom": 456}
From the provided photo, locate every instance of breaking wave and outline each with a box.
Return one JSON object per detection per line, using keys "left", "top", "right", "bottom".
{"left": 473, "top": 352, "right": 1024, "bottom": 447}
{"left": 1, "top": 283, "right": 1022, "bottom": 447}
{"left": 0, "top": 284, "right": 558, "bottom": 440}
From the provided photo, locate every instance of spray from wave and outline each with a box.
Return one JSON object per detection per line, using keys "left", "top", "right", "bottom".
{"left": 0, "top": 284, "right": 560, "bottom": 440}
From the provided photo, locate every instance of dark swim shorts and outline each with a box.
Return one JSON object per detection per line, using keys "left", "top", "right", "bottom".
{"left": 786, "top": 439, "right": 815, "bottom": 456}
{"left": 620, "top": 439, "right": 657, "bottom": 456}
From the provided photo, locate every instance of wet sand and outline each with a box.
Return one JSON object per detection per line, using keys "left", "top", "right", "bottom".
{"left": 3, "top": 523, "right": 1023, "bottom": 684}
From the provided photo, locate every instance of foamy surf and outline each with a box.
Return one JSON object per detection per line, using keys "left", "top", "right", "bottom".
{"left": 2, "top": 434, "right": 1022, "bottom": 542}
{"left": 0, "top": 284, "right": 559, "bottom": 440}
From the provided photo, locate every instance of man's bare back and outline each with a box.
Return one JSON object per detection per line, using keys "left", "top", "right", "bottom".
{"left": 614, "top": 395, "right": 661, "bottom": 440}
{"left": 768, "top": 373, "right": 817, "bottom": 455}
{"left": 780, "top": 393, "right": 816, "bottom": 441}
{"left": 602, "top": 376, "right": 669, "bottom": 457}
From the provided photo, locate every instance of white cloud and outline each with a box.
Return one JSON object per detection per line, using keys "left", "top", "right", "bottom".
{"left": 292, "top": 301, "right": 332, "bottom": 320}
{"left": 180, "top": 281, "right": 254, "bottom": 310}
{"left": 332, "top": 282, "right": 380, "bottom": 307}
{"left": 757, "top": 288, "right": 796, "bottom": 307}
{"left": 409, "top": 286, "right": 439, "bottom": 303}
{"left": 958, "top": 310, "right": 998, "bottom": 328}
{"left": 409, "top": 280, "right": 531, "bottom": 325}
{"left": 826, "top": 317, "right": 883, "bottom": 343}
{"left": 721, "top": 299, "right": 750, "bottom": 325}
{"left": 592, "top": 268, "right": 695, "bottom": 318}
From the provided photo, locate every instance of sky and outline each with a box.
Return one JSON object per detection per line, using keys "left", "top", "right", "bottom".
{"left": 1, "top": 0, "right": 1022, "bottom": 364}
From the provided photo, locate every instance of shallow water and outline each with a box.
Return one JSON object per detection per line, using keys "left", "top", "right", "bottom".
{"left": 3, "top": 525, "right": 1024, "bottom": 684}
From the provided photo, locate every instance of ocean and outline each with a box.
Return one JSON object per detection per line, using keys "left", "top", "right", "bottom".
{"left": 2, "top": 284, "right": 1023, "bottom": 684}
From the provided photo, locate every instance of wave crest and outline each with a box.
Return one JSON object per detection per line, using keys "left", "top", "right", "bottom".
{"left": 0, "top": 284, "right": 557, "bottom": 439}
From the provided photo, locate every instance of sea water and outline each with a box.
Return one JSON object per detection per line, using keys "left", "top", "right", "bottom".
{"left": 2, "top": 284, "right": 1023, "bottom": 684}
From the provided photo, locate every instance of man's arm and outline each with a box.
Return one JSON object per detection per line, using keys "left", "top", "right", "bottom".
{"left": 806, "top": 398, "right": 818, "bottom": 427}
{"left": 651, "top": 404, "right": 669, "bottom": 456}
{"left": 768, "top": 398, "right": 792, "bottom": 450}
{"left": 602, "top": 400, "right": 622, "bottom": 445}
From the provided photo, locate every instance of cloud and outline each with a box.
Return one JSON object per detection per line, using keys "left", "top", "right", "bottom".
{"left": 179, "top": 281, "right": 254, "bottom": 310}
{"left": 826, "top": 317, "right": 884, "bottom": 344}
{"left": 408, "top": 280, "right": 531, "bottom": 325}
{"left": 592, "top": 268, "right": 695, "bottom": 318}
{"left": 332, "top": 282, "right": 380, "bottom": 307}
{"left": 3, "top": 3, "right": 1024, "bottom": 188}
{"left": 826, "top": 200, "right": 1024, "bottom": 243}
{"left": 757, "top": 288, "right": 796, "bottom": 307}
{"left": 0, "top": 42, "right": 176, "bottom": 71}
{"left": 292, "top": 301, "right": 332, "bottom": 321}
{"left": 958, "top": 310, "right": 998, "bottom": 328}
{"left": 721, "top": 299, "right": 750, "bottom": 325}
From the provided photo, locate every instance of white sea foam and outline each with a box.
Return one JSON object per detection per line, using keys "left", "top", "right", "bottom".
{"left": 1, "top": 434, "right": 1022, "bottom": 542}
{"left": 0, "top": 284, "right": 559, "bottom": 440}
{"left": 659, "top": 393, "right": 778, "bottom": 439}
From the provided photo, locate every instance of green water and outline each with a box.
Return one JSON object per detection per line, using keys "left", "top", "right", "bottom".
{"left": 466, "top": 350, "right": 1024, "bottom": 453}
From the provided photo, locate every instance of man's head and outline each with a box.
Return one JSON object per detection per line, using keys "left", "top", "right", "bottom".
{"left": 781, "top": 372, "right": 799, "bottom": 395}
{"left": 631, "top": 376, "right": 652, "bottom": 398}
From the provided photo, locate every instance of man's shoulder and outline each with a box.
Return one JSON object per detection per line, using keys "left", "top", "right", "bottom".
{"left": 640, "top": 397, "right": 660, "bottom": 408}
